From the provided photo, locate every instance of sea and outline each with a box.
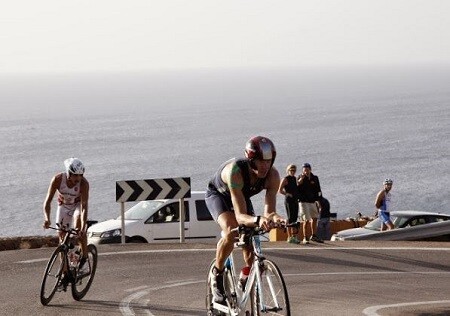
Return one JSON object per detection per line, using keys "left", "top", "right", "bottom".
{"left": 1, "top": 65, "right": 449, "bottom": 237}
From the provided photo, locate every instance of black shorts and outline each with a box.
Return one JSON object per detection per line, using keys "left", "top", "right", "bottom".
{"left": 285, "top": 197, "right": 299, "bottom": 224}
{"left": 205, "top": 189, "right": 255, "bottom": 221}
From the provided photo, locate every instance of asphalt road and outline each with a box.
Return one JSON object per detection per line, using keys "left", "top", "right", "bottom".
{"left": 1, "top": 240, "right": 450, "bottom": 316}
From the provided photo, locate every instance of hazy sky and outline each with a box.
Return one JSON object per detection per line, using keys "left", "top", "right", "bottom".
{"left": 1, "top": 0, "right": 449, "bottom": 74}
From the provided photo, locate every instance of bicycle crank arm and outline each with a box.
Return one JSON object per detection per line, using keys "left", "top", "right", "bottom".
{"left": 212, "top": 302, "right": 229, "bottom": 314}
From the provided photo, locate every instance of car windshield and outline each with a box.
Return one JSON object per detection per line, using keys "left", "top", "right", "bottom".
{"left": 118, "top": 200, "right": 165, "bottom": 220}
{"left": 364, "top": 215, "right": 400, "bottom": 231}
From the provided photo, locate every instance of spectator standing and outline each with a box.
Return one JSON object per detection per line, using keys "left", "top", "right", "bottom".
{"left": 316, "top": 196, "right": 331, "bottom": 241}
{"left": 375, "top": 178, "right": 394, "bottom": 231}
{"left": 278, "top": 164, "right": 300, "bottom": 244}
{"left": 297, "top": 163, "right": 322, "bottom": 244}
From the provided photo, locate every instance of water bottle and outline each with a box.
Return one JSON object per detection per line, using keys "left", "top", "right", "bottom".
{"left": 68, "top": 245, "right": 80, "bottom": 268}
{"left": 238, "top": 266, "right": 251, "bottom": 290}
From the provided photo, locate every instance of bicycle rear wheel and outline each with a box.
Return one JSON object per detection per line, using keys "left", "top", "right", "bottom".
{"left": 40, "top": 246, "right": 65, "bottom": 306}
{"left": 71, "top": 244, "right": 98, "bottom": 301}
{"left": 251, "top": 259, "right": 290, "bottom": 316}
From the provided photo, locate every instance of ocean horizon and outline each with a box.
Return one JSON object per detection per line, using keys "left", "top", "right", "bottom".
{"left": 1, "top": 65, "right": 449, "bottom": 237}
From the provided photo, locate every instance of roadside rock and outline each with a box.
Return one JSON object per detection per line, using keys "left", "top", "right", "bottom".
{"left": 0, "top": 236, "right": 59, "bottom": 251}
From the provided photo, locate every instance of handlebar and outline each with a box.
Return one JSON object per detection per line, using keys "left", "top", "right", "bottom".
{"left": 48, "top": 225, "right": 80, "bottom": 236}
{"left": 231, "top": 221, "right": 298, "bottom": 235}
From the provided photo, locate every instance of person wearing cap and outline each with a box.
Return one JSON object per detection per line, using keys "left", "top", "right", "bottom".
{"left": 297, "top": 163, "right": 323, "bottom": 244}
{"left": 375, "top": 178, "right": 394, "bottom": 231}
{"left": 278, "top": 164, "right": 300, "bottom": 244}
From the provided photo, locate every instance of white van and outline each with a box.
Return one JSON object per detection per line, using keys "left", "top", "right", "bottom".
{"left": 87, "top": 191, "right": 220, "bottom": 244}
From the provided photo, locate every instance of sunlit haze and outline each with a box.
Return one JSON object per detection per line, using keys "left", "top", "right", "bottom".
{"left": 1, "top": 0, "right": 449, "bottom": 74}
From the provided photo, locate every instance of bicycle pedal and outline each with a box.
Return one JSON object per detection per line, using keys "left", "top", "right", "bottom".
{"left": 212, "top": 302, "right": 229, "bottom": 314}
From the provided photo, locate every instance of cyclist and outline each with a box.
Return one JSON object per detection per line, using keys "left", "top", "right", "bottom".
{"left": 205, "top": 136, "right": 286, "bottom": 304}
{"left": 43, "top": 157, "right": 90, "bottom": 289}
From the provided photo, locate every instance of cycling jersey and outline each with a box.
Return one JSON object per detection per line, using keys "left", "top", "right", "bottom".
{"left": 206, "top": 158, "right": 267, "bottom": 221}
{"left": 57, "top": 173, "right": 81, "bottom": 211}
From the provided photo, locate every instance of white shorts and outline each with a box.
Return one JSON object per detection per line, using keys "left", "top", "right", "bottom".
{"left": 55, "top": 204, "right": 80, "bottom": 228}
{"left": 299, "top": 202, "right": 319, "bottom": 221}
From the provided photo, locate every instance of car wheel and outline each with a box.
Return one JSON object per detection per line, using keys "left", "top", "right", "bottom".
{"left": 127, "top": 237, "right": 147, "bottom": 243}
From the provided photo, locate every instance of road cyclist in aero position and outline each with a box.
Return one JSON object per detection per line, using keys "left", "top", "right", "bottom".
{"left": 205, "top": 136, "right": 288, "bottom": 314}
{"left": 43, "top": 157, "right": 90, "bottom": 291}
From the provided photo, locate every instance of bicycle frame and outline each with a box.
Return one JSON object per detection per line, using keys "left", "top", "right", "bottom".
{"left": 208, "top": 224, "right": 291, "bottom": 315}
{"left": 214, "top": 230, "right": 269, "bottom": 315}
{"left": 41, "top": 224, "right": 98, "bottom": 305}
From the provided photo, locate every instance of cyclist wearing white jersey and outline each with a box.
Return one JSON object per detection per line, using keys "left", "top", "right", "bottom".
{"left": 43, "top": 158, "right": 90, "bottom": 285}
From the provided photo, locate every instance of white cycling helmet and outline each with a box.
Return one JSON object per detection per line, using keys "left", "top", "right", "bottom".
{"left": 383, "top": 178, "right": 393, "bottom": 185}
{"left": 64, "top": 157, "right": 85, "bottom": 176}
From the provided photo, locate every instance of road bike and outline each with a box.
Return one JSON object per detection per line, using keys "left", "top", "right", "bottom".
{"left": 206, "top": 224, "right": 290, "bottom": 316}
{"left": 40, "top": 225, "right": 98, "bottom": 305}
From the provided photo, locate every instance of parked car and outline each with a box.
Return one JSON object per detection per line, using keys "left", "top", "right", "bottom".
{"left": 87, "top": 191, "right": 220, "bottom": 244}
{"left": 331, "top": 210, "right": 450, "bottom": 241}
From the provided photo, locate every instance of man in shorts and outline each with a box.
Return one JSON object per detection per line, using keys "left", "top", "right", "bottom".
{"left": 205, "top": 136, "right": 286, "bottom": 304}
{"left": 43, "top": 157, "right": 90, "bottom": 289}
{"left": 297, "top": 163, "right": 323, "bottom": 244}
{"left": 375, "top": 178, "right": 394, "bottom": 231}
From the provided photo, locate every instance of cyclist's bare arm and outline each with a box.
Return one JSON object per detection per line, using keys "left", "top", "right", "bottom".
{"left": 223, "top": 161, "right": 259, "bottom": 227}
{"left": 43, "top": 174, "right": 62, "bottom": 228}
{"left": 77, "top": 178, "right": 90, "bottom": 236}
{"left": 375, "top": 190, "right": 385, "bottom": 209}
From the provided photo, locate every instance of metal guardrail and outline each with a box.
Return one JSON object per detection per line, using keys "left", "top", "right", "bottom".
{"left": 343, "top": 220, "right": 450, "bottom": 241}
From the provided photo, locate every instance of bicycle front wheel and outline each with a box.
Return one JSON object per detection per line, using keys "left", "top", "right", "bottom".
{"left": 40, "top": 246, "right": 65, "bottom": 306}
{"left": 71, "top": 244, "right": 98, "bottom": 301}
{"left": 251, "top": 259, "right": 290, "bottom": 316}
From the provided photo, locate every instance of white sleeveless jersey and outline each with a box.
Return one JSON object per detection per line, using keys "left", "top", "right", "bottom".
{"left": 57, "top": 173, "right": 81, "bottom": 211}
{"left": 379, "top": 191, "right": 392, "bottom": 212}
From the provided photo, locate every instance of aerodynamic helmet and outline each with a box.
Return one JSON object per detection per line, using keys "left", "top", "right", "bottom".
{"left": 64, "top": 157, "right": 85, "bottom": 176}
{"left": 244, "top": 136, "right": 276, "bottom": 169}
{"left": 383, "top": 178, "right": 393, "bottom": 185}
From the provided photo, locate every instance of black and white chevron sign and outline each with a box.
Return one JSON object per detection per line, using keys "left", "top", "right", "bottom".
{"left": 116, "top": 177, "right": 191, "bottom": 202}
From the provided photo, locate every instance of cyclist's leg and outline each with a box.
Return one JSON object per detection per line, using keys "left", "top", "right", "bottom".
{"left": 73, "top": 209, "right": 90, "bottom": 275}
{"left": 205, "top": 191, "right": 239, "bottom": 304}
{"left": 216, "top": 212, "right": 239, "bottom": 269}
{"left": 73, "top": 210, "right": 87, "bottom": 258}
{"left": 55, "top": 206, "right": 72, "bottom": 279}
{"left": 55, "top": 205, "right": 71, "bottom": 241}
{"left": 242, "top": 244, "right": 254, "bottom": 267}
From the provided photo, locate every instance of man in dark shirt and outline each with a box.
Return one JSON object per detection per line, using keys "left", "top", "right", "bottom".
{"left": 316, "top": 196, "right": 331, "bottom": 240}
{"left": 278, "top": 164, "right": 300, "bottom": 244}
{"left": 297, "top": 163, "right": 323, "bottom": 243}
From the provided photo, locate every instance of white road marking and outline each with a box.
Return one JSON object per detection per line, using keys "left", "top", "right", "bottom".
{"left": 120, "top": 280, "right": 202, "bottom": 316}
{"left": 16, "top": 246, "right": 450, "bottom": 264}
{"left": 363, "top": 300, "right": 450, "bottom": 316}
{"left": 284, "top": 271, "right": 450, "bottom": 277}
